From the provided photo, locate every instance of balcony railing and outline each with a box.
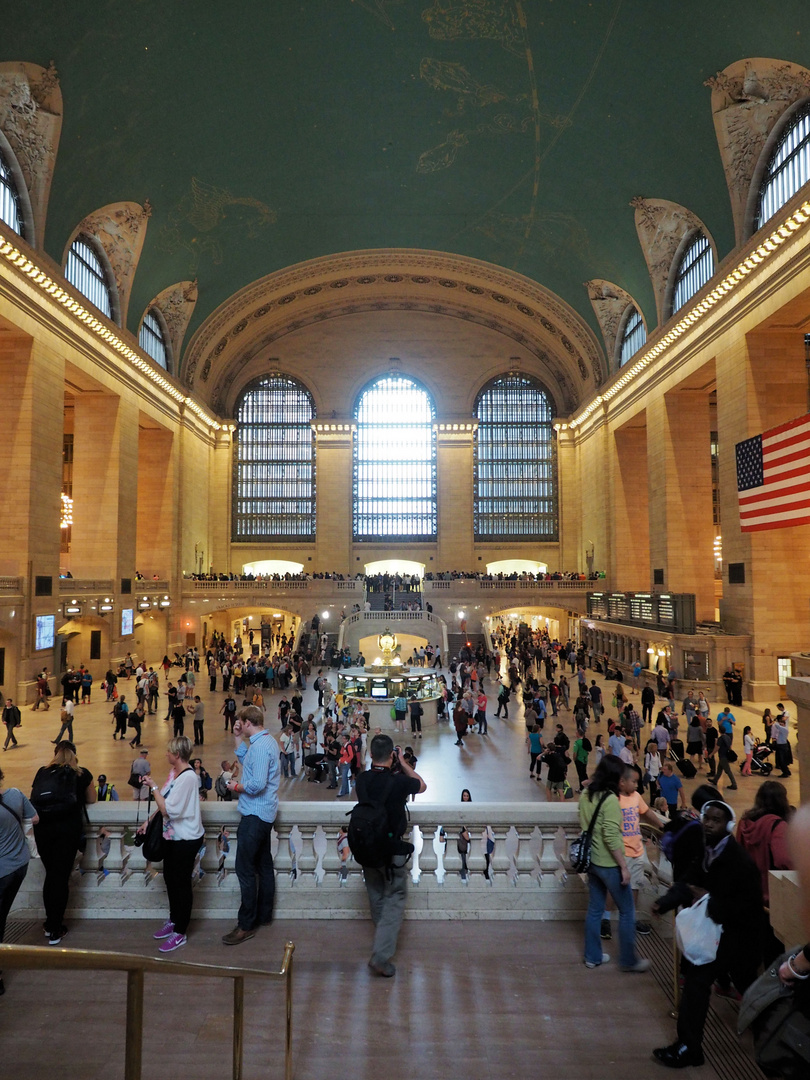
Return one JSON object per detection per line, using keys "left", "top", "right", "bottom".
{"left": 12, "top": 803, "right": 594, "bottom": 923}
{"left": 59, "top": 578, "right": 115, "bottom": 593}
{"left": 0, "top": 576, "right": 22, "bottom": 593}
{"left": 185, "top": 579, "right": 363, "bottom": 596}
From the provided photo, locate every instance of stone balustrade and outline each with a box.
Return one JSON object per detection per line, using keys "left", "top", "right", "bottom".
{"left": 0, "top": 576, "right": 22, "bottom": 593}
{"left": 58, "top": 579, "right": 115, "bottom": 593}
{"left": 12, "top": 803, "right": 590, "bottom": 923}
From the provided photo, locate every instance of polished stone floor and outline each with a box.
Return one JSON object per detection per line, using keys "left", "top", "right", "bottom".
{"left": 0, "top": 662, "right": 799, "bottom": 816}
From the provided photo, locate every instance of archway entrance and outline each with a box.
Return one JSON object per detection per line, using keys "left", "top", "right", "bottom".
{"left": 363, "top": 559, "right": 425, "bottom": 578}
{"left": 485, "top": 559, "right": 548, "bottom": 576}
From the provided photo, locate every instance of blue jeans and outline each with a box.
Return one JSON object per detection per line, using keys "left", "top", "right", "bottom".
{"left": 338, "top": 762, "right": 351, "bottom": 796}
{"left": 584, "top": 863, "right": 639, "bottom": 968}
{"left": 235, "top": 814, "right": 276, "bottom": 931}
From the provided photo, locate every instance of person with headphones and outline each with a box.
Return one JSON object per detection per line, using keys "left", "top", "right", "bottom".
{"left": 651, "top": 799, "right": 763, "bottom": 1069}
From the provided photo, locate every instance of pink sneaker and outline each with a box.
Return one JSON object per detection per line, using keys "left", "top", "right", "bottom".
{"left": 153, "top": 920, "right": 175, "bottom": 940}
{"left": 158, "top": 932, "right": 187, "bottom": 953}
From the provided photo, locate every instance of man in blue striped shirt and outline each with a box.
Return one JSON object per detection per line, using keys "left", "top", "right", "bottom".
{"left": 222, "top": 706, "right": 281, "bottom": 946}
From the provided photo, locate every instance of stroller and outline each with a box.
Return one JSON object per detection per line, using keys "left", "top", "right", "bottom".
{"left": 743, "top": 743, "right": 773, "bottom": 776}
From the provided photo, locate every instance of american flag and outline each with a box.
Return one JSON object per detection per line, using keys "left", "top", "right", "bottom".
{"left": 736, "top": 413, "right": 810, "bottom": 532}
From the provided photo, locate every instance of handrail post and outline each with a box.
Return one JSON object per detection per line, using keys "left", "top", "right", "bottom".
{"left": 233, "top": 976, "right": 244, "bottom": 1080}
{"left": 125, "top": 968, "right": 144, "bottom": 1080}
{"left": 284, "top": 941, "right": 295, "bottom": 1080}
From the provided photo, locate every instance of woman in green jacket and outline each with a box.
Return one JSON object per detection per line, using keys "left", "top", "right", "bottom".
{"left": 578, "top": 754, "right": 650, "bottom": 973}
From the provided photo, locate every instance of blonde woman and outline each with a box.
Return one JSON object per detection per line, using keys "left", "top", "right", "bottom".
{"left": 138, "top": 736, "right": 204, "bottom": 952}
{"left": 30, "top": 741, "right": 96, "bottom": 944}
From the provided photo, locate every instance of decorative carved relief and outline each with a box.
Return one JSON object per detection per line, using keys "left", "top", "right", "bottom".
{"left": 182, "top": 251, "right": 606, "bottom": 405}
{"left": 706, "top": 58, "right": 810, "bottom": 245}
{"left": 0, "top": 61, "right": 63, "bottom": 248}
{"left": 147, "top": 279, "right": 198, "bottom": 377}
{"left": 630, "top": 198, "right": 708, "bottom": 326}
{"left": 585, "top": 279, "right": 644, "bottom": 366}
{"left": 68, "top": 201, "right": 151, "bottom": 325}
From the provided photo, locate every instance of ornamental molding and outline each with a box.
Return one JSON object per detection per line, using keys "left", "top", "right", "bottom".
{"left": 630, "top": 198, "right": 712, "bottom": 326}
{"left": 66, "top": 201, "right": 151, "bottom": 326}
{"left": 584, "top": 279, "right": 645, "bottom": 370}
{"left": 706, "top": 58, "right": 810, "bottom": 245}
{"left": 145, "top": 279, "right": 198, "bottom": 372}
{"left": 181, "top": 249, "right": 605, "bottom": 412}
{"left": 0, "top": 60, "right": 62, "bottom": 249}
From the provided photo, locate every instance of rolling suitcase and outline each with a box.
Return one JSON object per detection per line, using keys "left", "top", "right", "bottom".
{"left": 670, "top": 739, "right": 685, "bottom": 760}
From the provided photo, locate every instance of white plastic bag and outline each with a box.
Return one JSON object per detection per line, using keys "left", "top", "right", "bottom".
{"left": 676, "top": 893, "right": 722, "bottom": 965}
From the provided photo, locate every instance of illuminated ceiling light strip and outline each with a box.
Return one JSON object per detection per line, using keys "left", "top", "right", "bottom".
{"left": 0, "top": 239, "right": 221, "bottom": 430}
{"left": 567, "top": 200, "right": 810, "bottom": 429}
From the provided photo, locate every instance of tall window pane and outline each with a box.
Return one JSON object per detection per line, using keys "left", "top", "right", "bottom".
{"left": 232, "top": 375, "right": 316, "bottom": 541}
{"left": 65, "top": 236, "right": 113, "bottom": 319}
{"left": 756, "top": 101, "right": 810, "bottom": 231}
{"left": 671, "top": 231, "right": 714, "bottom": 315}
{"left": 474, "top": 375, "right": 557, "bottom": 540}
{"left": 0, "top": 146, "right": 24, "bottom": 237}
{"left": 353, "top": 375, "right": 436, "bottom": 540}
{"left": 619, "top": 306, "right": 646, "bottom": 366}
{"left": 139, "top": 308, "right": 169, "bottom": 370}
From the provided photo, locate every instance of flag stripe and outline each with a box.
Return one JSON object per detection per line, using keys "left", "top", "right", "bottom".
{"left": 740, "top": 478, "right": 810, "bottom": 508}
{"left": 737, "top": 411, "right": 810, "bottom": 533}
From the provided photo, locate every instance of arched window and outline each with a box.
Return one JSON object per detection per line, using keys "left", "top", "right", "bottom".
{"left": 353, "top": 375, "right": 436, "bottom": 540}
{"left": 618, "top": 305, "right": 646, "bottom": 366}
{"left": 756, "top": 101, "right": 810, "bottom": 231}
{"left": 232, "top": 375, "right": 316, "bottom": 541}
{"left": 139, "top": 308, "right": 170, "bottom": 370}
{"left": 474, "top": 375, "right": 556, "bottom": 540}
{"left": 65, "top": 236, "right": 114, "bottom": 319}
{"left": 0, "top": 144, "right": 25, "bottom": 237}
{"left": 671, "top": 231, "right": 714, "bottom": 316}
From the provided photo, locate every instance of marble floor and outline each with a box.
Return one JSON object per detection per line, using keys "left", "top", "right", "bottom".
{"left": 0, "top": 662, "right": 799, "bottom": 817}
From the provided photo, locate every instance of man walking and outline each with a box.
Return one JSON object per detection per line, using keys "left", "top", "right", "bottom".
{"left": 222, "top": 706, "right": 281, "bottom": 946}
{"left": 354, "top": 734, "right": 426, "bottom": 977}
{"left": 2, "top": 698, "right": 21, "bottom": 750}
{"left": 189, "top": 696, "right": 205, "bottom": 745}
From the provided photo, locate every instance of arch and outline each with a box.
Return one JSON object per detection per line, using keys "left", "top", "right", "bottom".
{"left": 231, "top": 373, "right": 316, "bottom": 542}
{"left": 0, "top": 129, "right": 34, "bottom": 242}
{"left": 181, "top": 250, "right": 606, "bottom": 416}
{"left": 473, "top": 373, "right": 556, "bottom": 541}
{"left": 665, "top": 229, "right": 716, "bottom": 318}
{"left": 616, "top": 304, "right": 647, "bottom": 367}
{"left": 746, "top": 96, "right": 810, "bottom": 237}
{"left": 138, "top": 305, "right": 173, "bottom": 371}
{"left": 353, "top": 373, "right": 437, "bottom": 542}
{"left": 585, "top": 279, "right": 646, "bottom": 370}
{"left": 64, "top": 234, "right": 118, "bottom": 322}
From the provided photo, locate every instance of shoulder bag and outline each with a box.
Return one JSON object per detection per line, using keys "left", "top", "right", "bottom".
{"left": 569, "top": 791, "right": 611, "bottom": 873}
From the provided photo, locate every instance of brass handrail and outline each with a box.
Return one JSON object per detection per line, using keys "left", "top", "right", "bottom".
{"left": 0, "top": 941, "right": 295, "bottom": 1080}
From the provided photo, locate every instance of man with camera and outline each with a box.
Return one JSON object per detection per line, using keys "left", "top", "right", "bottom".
{"left": 354, "top": 733, "right": 426, "bottom": 978}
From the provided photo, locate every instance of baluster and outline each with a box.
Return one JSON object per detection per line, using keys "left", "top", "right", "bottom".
{"left": 292, "top": 823, "right": 318, "bottom": 884}
{"left": 409, "top": 824, "right": 423, "bottom": 885}
{"left": 312, "top": 824, "right": 328, "bottom": 885}
{"left": 418, "top": 824, "right": 439, "bottom": 884}
{"left": 503, "top": 825, "right": 520, "bottom": 887}
{"left": 538, "top": 825, "right": 563, "bottom": 883}
{"left": 431, "top": 825, "right": 447, "bottom": 885}
{"left": 80, "top": 825, "right": 101, "bottom": 874}
{"left": 98, "top": 824, "right": 126, "bottom": 883}
{"left": 274, "top": 822, "right": 294, "bottom": 882}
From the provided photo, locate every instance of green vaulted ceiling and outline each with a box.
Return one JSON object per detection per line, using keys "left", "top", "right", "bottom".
{"left": 8, "top": 0, "right": 810, "bottom": 350}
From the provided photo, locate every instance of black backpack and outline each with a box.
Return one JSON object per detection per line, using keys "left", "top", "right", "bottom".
{"left": 347, "top": 774, "right": 408, "bottom": 870}
{"left": 30, "top": 765, "right": 79, "bottom": 820}
{"left": 215, "top": 775, "right": 233, "bottom": 801}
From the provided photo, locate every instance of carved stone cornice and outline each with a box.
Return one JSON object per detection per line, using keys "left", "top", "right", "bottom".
{"left": 706, "top": 58, "right": 810, "bottom": 245}
{"left": 630, "top": 199, "right": 712, "bottom": 325}
{"left": 0, "top": 61, "right": 62, "bottom": 250}
{"left": 180, "top": 249, "right": 605, "bottom": 414}
{"left": 584, "top": 279, "right": 645, "bottom": 369}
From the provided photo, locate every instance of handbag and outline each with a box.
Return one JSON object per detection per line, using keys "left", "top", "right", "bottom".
{"left": 569, "top": 791, "right": 610, "bottom": 873}
{"left": 134, "top": 808, "right": 166, "bottom": 862}
{"left": 675, "top": 892, "right": 722, "bottom": 965}
{"left": 726, "top": 749, "right": 738, "bottom": 763}
{"left": 127, "top": 771, "right": 142, "bottom": 789}
{"left": 737, "top": 948, "right": 810, "bottom": 1079}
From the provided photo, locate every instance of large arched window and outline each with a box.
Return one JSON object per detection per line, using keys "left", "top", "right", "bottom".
{"left": 671, "top": 231, "right": 714, "bottom": 316}
{"left": 474, "top": 374, "right": 556, "bottom": 540}
{"left": 139, "top": 307, "right": 170, "bottom": 370}
{"left": 65, "top": 236, "right": 114, "bottom": 319}
{"left": 618, "top": 305, "right": 646, "bottom": 366}
{"left": 232, "top": 375, "right": 316, "bottom": 541}
{"left": 353, "top": 375, "right": 436, "bottom": 540}
{"left": 0, "top": 144, "right": 25, "bottom": 237}
{"left": 756, "top": 101, "right": 810, "bottom": 231}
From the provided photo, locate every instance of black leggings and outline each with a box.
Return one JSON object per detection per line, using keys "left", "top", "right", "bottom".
{"left": 34, "top": 822, "right": 82, "bottom": 934}
{"left": 162, "top": 836, "right": 204, "bottom": 935}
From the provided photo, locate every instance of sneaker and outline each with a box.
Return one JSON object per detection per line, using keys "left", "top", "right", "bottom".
{"left": 621, "top": 958, "right": 651, "bottom": 973}
{"left": 368, "top": 959, "right": 396, "bottom": 978}
{"left": 48, "top": 926, "right": 68, "bottom": 945}
{"left": 585, "top": 953, "right": 610, "bottom": 969}
{"left": 652, "top": 1042, "right": 704, "bottom": 1068}
{"left": 153, "top": 919, "right": 175, "bottom": 940}
{"left": 636, "top": 921, "right": 653, "bottom": 936}
{"left": 600, "top": 919, "right": 612, "bottom": 940}
{"left": 158, "top": 932, "right": 187, "bottom": 953}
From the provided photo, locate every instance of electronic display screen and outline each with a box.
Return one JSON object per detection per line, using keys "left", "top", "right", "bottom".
{"left": 34, "top": 614, "right": 55, "bottom": 651}
{"left": 121, "top": 608, "right": 134, "bottom": 636}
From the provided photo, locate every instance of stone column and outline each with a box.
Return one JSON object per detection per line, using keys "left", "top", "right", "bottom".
{"left": 646, "top": 391, "right": 715, "bottom": 621}
{"left": 136, "top": 426, "right": 175, "bottom": 580}
{"left": 313, "top": 423, "right": 353, "bottom": 572}
{"left": 612, "top": 421, "right": 649, "bottom": 591}
{"left": 786, "top": 677, "right": 810, "bottom": 804}
{"left": 436, "top": 423, "right": 474, "bottom": 570}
